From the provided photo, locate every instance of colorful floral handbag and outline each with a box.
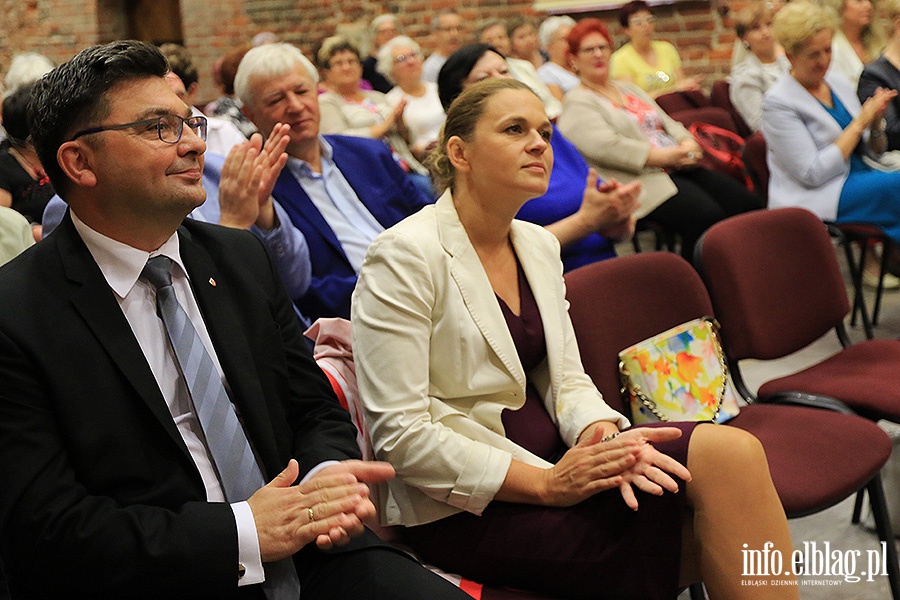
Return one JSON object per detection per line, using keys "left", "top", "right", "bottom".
{"left": 618, "top": 317, "right": 741, "bottom": 424}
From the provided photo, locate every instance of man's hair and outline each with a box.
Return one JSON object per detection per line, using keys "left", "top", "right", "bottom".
{"left": 159, "top": 43, "right": 200, "bottom": 90}
{"left": 29, "top": 40, "right": 168, "bottom": 197}
{"left": 234, "top": 43, "right": 319, "bottom": 107}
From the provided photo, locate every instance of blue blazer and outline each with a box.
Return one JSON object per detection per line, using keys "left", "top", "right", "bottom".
{"left": 273, "top": 135, "right": 433, "bottom": 321}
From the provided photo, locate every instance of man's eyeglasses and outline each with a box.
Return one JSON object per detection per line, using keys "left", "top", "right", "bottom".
{"left": 69, "top": 114, "right": 208, "bottom": 144}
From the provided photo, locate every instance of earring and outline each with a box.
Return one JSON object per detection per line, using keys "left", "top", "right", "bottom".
{"left": 743, "top": 40, "right": 751, "bottom": 49}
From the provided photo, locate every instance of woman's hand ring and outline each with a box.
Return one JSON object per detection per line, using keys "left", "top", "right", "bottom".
{"left": 687, "top": 151, "right": 696, "bottom": 160}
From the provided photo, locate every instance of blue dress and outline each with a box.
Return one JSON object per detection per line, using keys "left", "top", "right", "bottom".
{"left": 824, "top": 91, "right": 900, "bottom": 242}
{"left": 516, "top": 126, "right": 617, "bottom": 271}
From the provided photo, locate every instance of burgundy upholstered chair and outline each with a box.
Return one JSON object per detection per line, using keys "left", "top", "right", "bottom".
{"left": 654, "top": 89, "right": 710, "bottom": 115}
{"left": 694, "top": 208, "right": 900, "bottom": 597}
{"left": 827, "top": 222, "right": 895, "bottom": 339}
{"left": 694, "top": 208, "right": 900, "bottom": 423}
{"left": 564, "top": 252, "right": 898, "bottom": 599}
{"left": 709, "top": 79, "right": 753, "bottom": 138}
{"left": 743, "top": 131, "right": 768, "bottom": 201}
{"left": 668, "top": 105, "right": 739, "bottom": 134}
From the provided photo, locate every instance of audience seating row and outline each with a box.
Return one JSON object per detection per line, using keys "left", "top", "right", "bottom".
{"left": 316, "top": 208, "right": 900, "bottom": 598}
{"left": 567, "top": 207, "right": 900, "bottom": 599}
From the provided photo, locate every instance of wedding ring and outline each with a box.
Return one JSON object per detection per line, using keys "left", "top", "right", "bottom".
{"left": 687, "top": 151, "right": 696, "bottom": 160}
{"left": 308, "top": 506, "right": 315, "bottom": 523}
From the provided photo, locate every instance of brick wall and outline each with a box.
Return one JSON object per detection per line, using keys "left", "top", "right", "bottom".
{"left": 1, "top": 0, "right": 756, "bottom": 102}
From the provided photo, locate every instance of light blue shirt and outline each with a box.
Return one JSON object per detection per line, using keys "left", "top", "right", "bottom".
{"left": 286, "top": 137, "right": 384, "bottom": 272}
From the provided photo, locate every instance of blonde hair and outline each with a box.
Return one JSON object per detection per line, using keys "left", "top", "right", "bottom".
{"left": 734, "top": 4, "right": 774, "bottom": 39}
{"left": 426, "top": 78, "right": 537, "bottom": 192}
{"left": 773, "top": 2, "right": 838, "bottom": 55}
{"left": 884, "top": 0, "right": 900, "bottom": 22}
{"left": 816, "top": 0, "right": 884, "bottom": 57}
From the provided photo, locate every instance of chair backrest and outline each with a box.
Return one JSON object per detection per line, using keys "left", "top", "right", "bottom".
{"left": 709, "top": 79, "right": 753, "bottom": 138}
{"left": 670, "top": 106, "right": 739, "bottom": 134}
{"left": 655, "top": 89, "right": 711, "bottom": 114}
{"left": 564, "top": 252, "right": 714, "bottom": 416}
{"left": 743, "top": 131, "right": 768, "bottom": 202}
{"left": 695, "top": 207, "right": 851, "bottom": 361}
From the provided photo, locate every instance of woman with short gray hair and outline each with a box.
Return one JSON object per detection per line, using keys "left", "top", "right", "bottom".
{"left": 379, "top": 36, "right": 446, "bottom": 160}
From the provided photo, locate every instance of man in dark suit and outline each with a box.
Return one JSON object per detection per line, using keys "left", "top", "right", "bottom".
{"left": 234, "top": 43, "right": 433, "bottom": 322}
{"left": 0, "top": 40, "right": 467, "bottom": 600}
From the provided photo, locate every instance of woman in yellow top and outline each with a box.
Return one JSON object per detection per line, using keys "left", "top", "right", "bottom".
{"left": 610, "top": 0, "right": 703, "bottom": 97}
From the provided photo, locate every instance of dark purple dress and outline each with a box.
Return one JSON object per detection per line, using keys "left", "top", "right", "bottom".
{"left": 404, "top": 263, "right": 698, "bottom": 600}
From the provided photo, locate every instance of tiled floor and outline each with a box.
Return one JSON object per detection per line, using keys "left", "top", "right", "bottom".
{"left": 615, "top": 235, "right": 900, "bottom": 599}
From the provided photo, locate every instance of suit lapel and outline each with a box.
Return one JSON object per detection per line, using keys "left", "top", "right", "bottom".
{"left": 330, "top": 138, "right": 395, "bottom": 227}
{"left": 435, "top": 193, "right": 525, "bottom": 388}
{"left": 272, "top": 167, "right": 347, "bottom": 259}
{"left": 510, "top": 222, "right": 565, "bottom": 395}
{"left": 177, "top": 227, "right": 281, "bottom": 477}
{"left": 56, "top": 215, "right": 191, "bottom": 458}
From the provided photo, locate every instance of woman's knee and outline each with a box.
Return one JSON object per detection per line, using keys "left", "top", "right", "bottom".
{"left": 688, "top": 424, "right": 767, "bottom": 473}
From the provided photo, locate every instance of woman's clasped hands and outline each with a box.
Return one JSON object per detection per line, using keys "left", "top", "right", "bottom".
{"left": 542, "top": 425, "right": 692, "bottom": 510}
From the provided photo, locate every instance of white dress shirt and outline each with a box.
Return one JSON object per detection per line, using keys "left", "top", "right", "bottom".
{"left": 71, "top": 212, "right": 265, "bottom": 586}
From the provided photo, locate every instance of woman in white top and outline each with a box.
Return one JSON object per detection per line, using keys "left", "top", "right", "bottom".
{"left": 352, "top": 77, "right": 797, "bottom": 600}
{"left": 378, "top": 36, "right": 446, "bottom": 161}
{"left": 729, "top": 4, "right": 790, "bottom": 131}
{"left": 820, "top": 0, "right": 883, "bottom": 84}
{"left": 537, "top": 16, "right": 580, "bottom": 100}
{"left": 316, "top": 36, "right": 430, "bottom": 185}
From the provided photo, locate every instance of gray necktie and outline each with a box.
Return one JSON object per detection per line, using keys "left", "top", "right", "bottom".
{"left": 141, "top": 255, "right": 300, "bottom": 600}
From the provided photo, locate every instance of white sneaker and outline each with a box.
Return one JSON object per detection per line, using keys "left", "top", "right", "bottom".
{"left": 863, "top": 268, "right": 900, "bottom": 290}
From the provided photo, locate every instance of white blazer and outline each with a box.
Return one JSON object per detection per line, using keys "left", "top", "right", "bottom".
{"left": 351, "top": 191, "right": 628, "bottom": 527}
{"left": 762, "top": 72, "right": 864, "bottom": 220}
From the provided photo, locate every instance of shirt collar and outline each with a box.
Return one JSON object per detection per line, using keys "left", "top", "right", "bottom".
{"left": 71, "top": 211, "right": 187, "bottom": 299}
{"left": 286, "top": 136, "right": 335, "bottom": 179}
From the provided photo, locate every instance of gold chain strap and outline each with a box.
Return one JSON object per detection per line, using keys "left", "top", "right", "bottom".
{"left": 618, "top": 317, "right": 728, "bottom": 423}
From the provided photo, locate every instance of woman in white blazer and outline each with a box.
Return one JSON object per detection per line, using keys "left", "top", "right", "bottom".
{"left": 352, "top": 78, "right": 796, "bottom": 599}
{"left": 763, "top": 1, "right": 900, "bottom": 241}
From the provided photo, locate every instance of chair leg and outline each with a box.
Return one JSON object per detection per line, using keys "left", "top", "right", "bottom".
{"left": 841, "top": 236, "right": 875, "bottom": 339}
{"left": 688, "top": 582, "right": 706, "bottom": 599}
{"left": 875, "top": 240, "right": 892, "bottom": 327}
{"left": 852, "top": 488, "right": 866, "bottom": 524}
{"left": 866, "top": 475, "right": 900, "bottom": 600}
